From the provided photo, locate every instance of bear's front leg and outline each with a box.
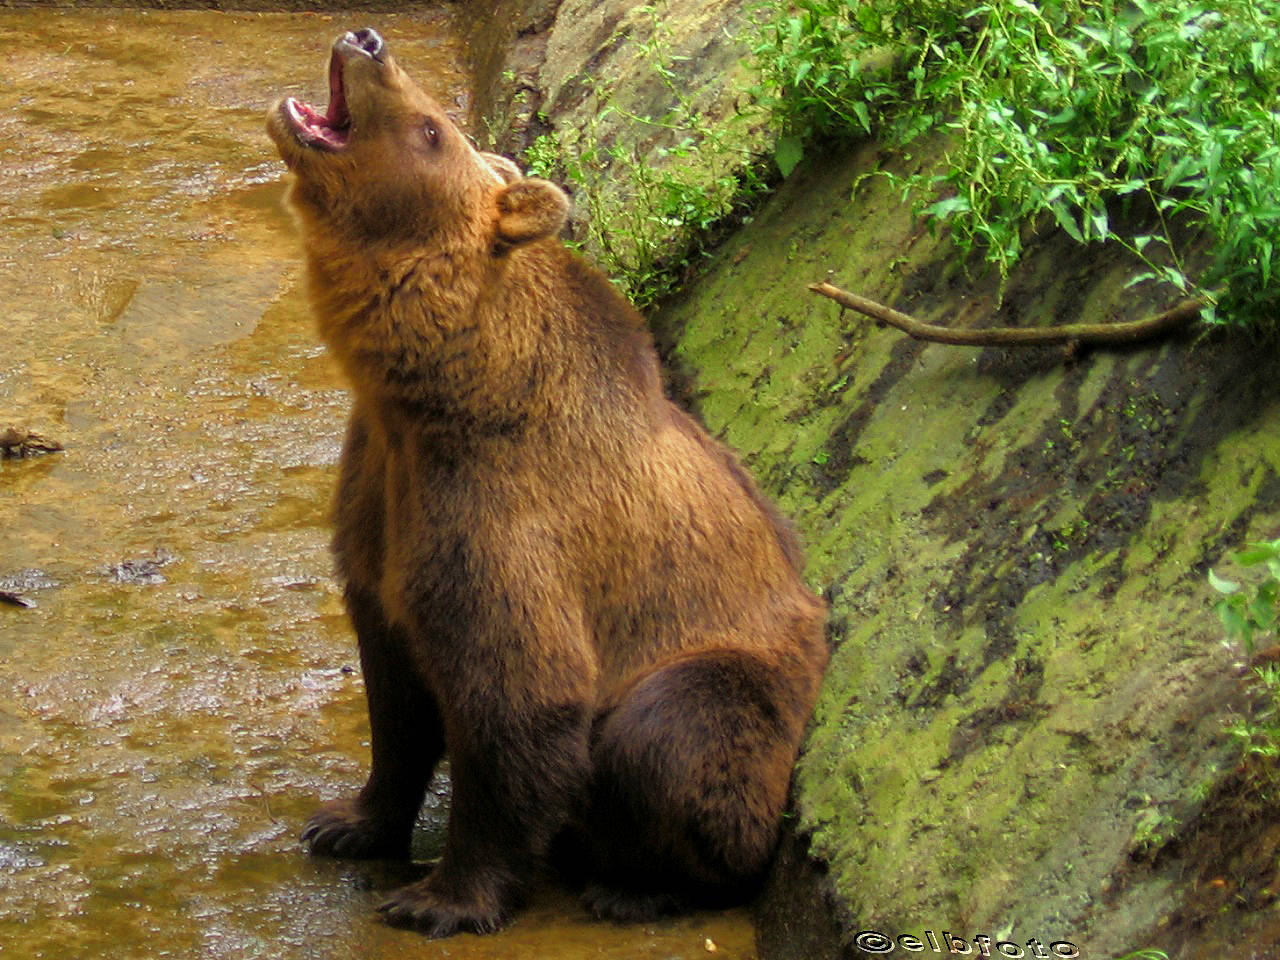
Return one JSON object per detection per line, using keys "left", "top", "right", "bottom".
{"left": 303, "top": 587, "right": 444, "bottom": 859}
{"left": 376, "top": 701, "right": 590, "bottom": 937}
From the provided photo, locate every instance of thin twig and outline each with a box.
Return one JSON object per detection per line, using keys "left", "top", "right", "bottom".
{"left": 809, "top": 281, "right": 1203, "bottom": 347}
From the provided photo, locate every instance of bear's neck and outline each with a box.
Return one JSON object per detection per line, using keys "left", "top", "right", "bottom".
{"left": 301, "top": 236, "right": 647, "bottom": 448}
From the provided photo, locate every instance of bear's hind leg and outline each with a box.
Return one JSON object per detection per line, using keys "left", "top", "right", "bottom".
{"left": 581, "top": 648, "right": 811, "bottom": 920}
{"left": 303, "top": 587, "right": 444, "bottom": 859}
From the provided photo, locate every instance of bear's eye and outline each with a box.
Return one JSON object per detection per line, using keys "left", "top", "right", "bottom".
{"left": 423, "top": 122, "right": 440, "bottom": 148}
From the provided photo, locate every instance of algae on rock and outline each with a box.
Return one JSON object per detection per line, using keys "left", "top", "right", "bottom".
{"left": 656, "top": 142, "right": 1280, "bottom": 958}
{"left": 479, "top": 0, "right": 773, "bottom": 305}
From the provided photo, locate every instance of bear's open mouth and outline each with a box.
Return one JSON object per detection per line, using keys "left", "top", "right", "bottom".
{"left": 281, "top": 49, "right": 351, "bottom": 151}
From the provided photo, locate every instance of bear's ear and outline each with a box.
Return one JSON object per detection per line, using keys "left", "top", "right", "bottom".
{"left": 479, "top": 151, "right": 522, "bottom": 185}
{"left": 495, "top": 178, "right": 569, "bottom": 249}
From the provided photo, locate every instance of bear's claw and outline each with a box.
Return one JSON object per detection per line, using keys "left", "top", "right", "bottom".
{"left": 301, "top": 797, "right": 408, "bottom": 859}
{"left": 376, "top": 880, "right": 508, "bottom": 938}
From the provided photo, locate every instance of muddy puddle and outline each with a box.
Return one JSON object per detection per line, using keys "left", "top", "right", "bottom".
{"left": 0, "top": 9, "right": 756, "bottom": 959}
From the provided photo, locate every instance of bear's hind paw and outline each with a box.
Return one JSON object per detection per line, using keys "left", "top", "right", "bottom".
{"left": 582, "top": 884, "right": 687, "bottom": 923}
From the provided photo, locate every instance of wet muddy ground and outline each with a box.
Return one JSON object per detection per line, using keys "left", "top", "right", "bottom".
{"left": 0, "top": 9, "right": 755, "bottom": 958}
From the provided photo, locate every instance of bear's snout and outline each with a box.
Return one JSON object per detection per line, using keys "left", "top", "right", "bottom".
{"left": 335, "top": 28, "right": 385, "bottom": 65}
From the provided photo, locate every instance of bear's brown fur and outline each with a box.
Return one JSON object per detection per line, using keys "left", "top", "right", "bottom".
{"left": 267, "top": 27, "right": 829, "bottom": 938}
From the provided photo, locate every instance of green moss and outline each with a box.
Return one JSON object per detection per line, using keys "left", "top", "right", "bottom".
{"left": 657, "top": 137, "right": 1280, "bottom": 950}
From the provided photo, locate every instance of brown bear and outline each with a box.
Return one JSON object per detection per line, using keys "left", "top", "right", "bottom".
{"left": 266, "top": 27, "right": 829, "bottom": 938}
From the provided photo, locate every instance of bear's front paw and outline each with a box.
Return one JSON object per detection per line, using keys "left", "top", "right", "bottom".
{"left": 376, "top": 876, "right": 510, "bottom": 938}
{"left": 301, "top": 797, "right": 408, "bottom": 860}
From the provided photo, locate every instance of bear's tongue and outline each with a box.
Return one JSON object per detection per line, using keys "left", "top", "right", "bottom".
{"left": 286, "top": 51, "right": 351, "bottom": 150}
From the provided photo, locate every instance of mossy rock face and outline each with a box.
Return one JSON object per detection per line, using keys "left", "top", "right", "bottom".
{"left": 470, "top": 0, "right": 770, "bottom": 291}
{"left": 465, "top": 0, "right": 759, "bottom": 155}
{"left": 452, "top": 0, "right": 561, "bottom": 140}
{"left": 655, "top": 142, "right": 1280, "bottom": 957}
{"left": 534, "top": 0, "right": 758, "bottom": 146}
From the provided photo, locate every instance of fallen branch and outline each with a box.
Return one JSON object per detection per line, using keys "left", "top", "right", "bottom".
{"left": 809, "top": 281, "right": 1203, "bottom": 347}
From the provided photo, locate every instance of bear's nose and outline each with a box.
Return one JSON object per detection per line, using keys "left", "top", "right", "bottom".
{"left": 345, "top": 28, "right": 385, "bottom": 63}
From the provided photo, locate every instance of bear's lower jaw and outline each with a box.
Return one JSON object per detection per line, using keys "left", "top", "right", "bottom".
{"left": 279, "top": 97, "right": 350, "bottom": 152}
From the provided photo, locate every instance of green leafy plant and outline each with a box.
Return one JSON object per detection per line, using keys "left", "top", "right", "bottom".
{"left": 752, "top": 0, "right": 1280, "bottom": 332}
{"left": 1210, "top": 538, "right": 1280, "bottom": 659}
{"left": 1210, "top": 538, "right": 1280, "bottom": 763}
{"left": 1130, "top": 806, "right": 1178, "bottom": 857}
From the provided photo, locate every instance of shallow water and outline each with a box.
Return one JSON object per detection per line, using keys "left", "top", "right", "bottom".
{"left": 0, "top": 10, "right": 757, "bottom": 959}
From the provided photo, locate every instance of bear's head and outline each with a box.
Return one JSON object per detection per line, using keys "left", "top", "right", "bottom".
{"left": 267, "top": 28, "right": 568, "bottom": 255}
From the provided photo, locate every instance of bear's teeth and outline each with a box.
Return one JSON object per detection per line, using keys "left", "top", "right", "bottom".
{"left": 285, "top": 98, "right": 348, "bottom": 150}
